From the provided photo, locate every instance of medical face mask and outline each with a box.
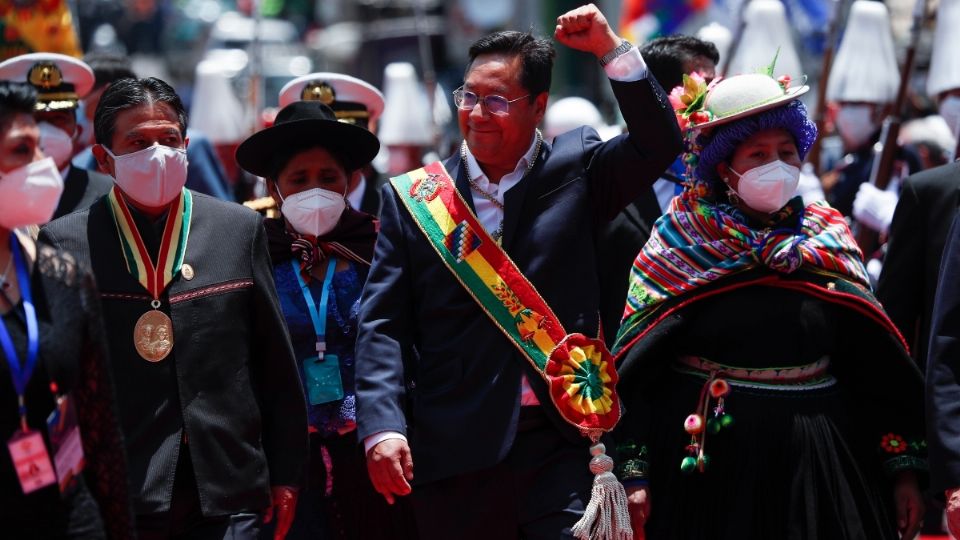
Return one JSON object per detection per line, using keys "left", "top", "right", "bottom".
{"left": 279, "top": 187, "right": 347, "bottom": 237}
{"left": 0, "top": 157, "right": 64, "bottom": 228}
{"left": 38, "top": 122, "right": 74, "bottom": 170}
{"left": 104, "top": 144, "right": 188, "bottom": 207}
{"left": 835, "top": 105, "right": 877, "bottom": 149}
{"left": 727, "top": 160, "right": 801, "bottom": 213}
{"left": 939, "top": 95, "right": 960, "bottom": 140}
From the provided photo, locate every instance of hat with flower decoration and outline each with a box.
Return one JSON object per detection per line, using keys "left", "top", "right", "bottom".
{"left": 669, "top": 52, "right": 817, "bottom": 187}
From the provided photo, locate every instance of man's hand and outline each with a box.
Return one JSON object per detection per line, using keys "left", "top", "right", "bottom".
{"left": 263, "top": 485, "right": 298, "bottom": 540}
{"left": 626, "top": 484, "right": 650, "bottom": 538}
{"left": 554, "top": 4, "right": 621, "bottom": 59}
{"left": 894, "top": 472, "right": 923, "bottom": 539}
{"left": 366, "top": 438, "right": 414, "bottom": 504}
{"left": 946, "top": 486, "right": 960, "bottom": 538}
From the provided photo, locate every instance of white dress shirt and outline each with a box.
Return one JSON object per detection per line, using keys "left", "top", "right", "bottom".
{"left": 363, "top": 44, "right": 649, "bottom": 454}
{"left": 347, "top": 176, "right": 367, "bottom": 210}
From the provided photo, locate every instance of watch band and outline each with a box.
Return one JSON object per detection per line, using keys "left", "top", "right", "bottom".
{"left": 599, "top": 39, "right": 633, "bottom": 67}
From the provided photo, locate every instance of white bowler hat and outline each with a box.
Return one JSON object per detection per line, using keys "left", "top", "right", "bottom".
{"left": 696, "top": 72, "right": 809, "bottom": 131}
{"left": 279, "top": 72, "right": 385, "bottom": 129}
{"left": 826, "top": 0, "right": 899, "bottom": 103}
{"left": 0, "top": 52, "right": 94, "bottom": 111}
{"left": 927, "top": 0, "right": 960, "bottom": 98}
{"left": 377, "top": 63, "right": 434, "bottom": 146}
{"left": 725, "top": 0, "right": 803, "bottom": 81}
{"left": 696, "top": 22, "right": 733, "bottom": 66}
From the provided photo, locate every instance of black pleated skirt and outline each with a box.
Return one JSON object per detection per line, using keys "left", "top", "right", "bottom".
{"left": 641, "top": 368, "right": 897, "bottom": 540}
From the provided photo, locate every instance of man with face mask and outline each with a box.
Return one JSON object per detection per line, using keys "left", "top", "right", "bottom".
{"left": 822, "top": 0, "right": 921, "bottom": 218}
{"left": 37, "top": 77, "right": 308, "bottom": 540}
{"left": 0, "top": 53, "right": 113, "bottom": 220}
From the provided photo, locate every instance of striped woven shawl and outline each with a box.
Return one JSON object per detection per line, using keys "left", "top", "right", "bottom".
{"left": 615, "top": 194, "right": 870, "bottom": 347}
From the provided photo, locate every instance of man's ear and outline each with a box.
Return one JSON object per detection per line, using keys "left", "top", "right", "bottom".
{"left": 532, "top": 92, "right": 549, "bottom": 124}
{"left": 183, "top": 136, "right": 190, "bottom": 151}
{"left": 91, "top": 144, "right": 114, "bottom": 177}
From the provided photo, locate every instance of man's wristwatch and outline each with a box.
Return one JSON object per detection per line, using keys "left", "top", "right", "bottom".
{"left": 600, "top": 39, "right": 633, "bottom": 67}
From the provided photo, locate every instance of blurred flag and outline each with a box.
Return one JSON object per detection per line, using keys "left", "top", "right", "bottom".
{"left": 0, "top": 0, "right": 82, "bottom": 61}
{"left": 620, "top": 0, "right": 711, "bottom": 43}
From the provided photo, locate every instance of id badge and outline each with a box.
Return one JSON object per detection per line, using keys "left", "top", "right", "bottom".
{"left": 7, "top": 429, "right": 57, "bottom": 494}
{"left": 46, "top": 393, "right": 85, "bottom": 494}
{"left": 305, "top": 354, "right": 344, "bottom": 405}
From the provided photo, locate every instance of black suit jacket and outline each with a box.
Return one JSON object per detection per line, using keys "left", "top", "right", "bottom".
{"left": 355, "top": 77, "right": 682, "bottom": 486}
{"left": 878, "top": 161, "right": 960, "bottom": 370}
{"left": 597, "top": 187, "right": 663, "bottom": 347}
{"left": 39, "top": 193, "right": 308, "bottom": 516}
{"left": 358, "top": 169, "right": 387, "bottom": 216}
{"left": 925, "top": 210, "right": 960, "bottom": 492}
{"left": 53, "top": 166, "right": 112, "bottom": 220}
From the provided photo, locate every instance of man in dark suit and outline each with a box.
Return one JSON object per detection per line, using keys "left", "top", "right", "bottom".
{"left": 597, "top": 34, "right": 718, "bottom": 346}
{"left": 39, "top": 77, "right": 307, "bottom": 540}
{"left": 878, "top": 162, "right": 960, "bottom": 371}
{"left": 355, "top": 5, "right": 681, "bottom": 538}
{"left": 926, "top": 210, "right": 960, "bottom": 536}
{"left": 0, "top": 52, "right": 113, "bottom": 219}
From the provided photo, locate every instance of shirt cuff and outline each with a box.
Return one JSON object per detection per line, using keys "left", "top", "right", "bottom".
{"left": 363, "top": 431, "right": 408, "bottom": 454}
{"left": 603, "top": 46, "right": 647, "bottom": 82}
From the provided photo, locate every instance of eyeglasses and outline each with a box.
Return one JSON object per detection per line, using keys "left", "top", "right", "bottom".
{"left": 453, "top": 87, "right": 530, "bottom": 116}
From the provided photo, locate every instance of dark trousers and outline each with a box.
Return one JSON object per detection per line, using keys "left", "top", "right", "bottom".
{"left": 137, "top": 445, "right": 262, "bottom": 540}
{"left": 410, "top": 407, "right": 593, "bottom": 540}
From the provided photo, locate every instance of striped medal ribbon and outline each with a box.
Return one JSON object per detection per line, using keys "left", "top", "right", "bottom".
{"left": 106, "top": 186, "right": 193, "bottom": 362}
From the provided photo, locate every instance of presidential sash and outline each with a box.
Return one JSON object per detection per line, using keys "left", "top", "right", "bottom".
{"left": 390, "top": 162, "right": 621, "bottom": 437}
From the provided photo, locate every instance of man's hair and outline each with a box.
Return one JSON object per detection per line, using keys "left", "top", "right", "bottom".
{"left": 0, "top": 81, "right": 37, "bottom": 127}
{"left": 640, "top": 35, "right": 720, "bottom": 92}
{"left": 466, "top": 31, "right": 556, "bottom": 100}
{"left": 83, "top": 52, "right": 137, "bottom": 89}
{"left": 94, "top": 77, "right": 187, "bottom": 148}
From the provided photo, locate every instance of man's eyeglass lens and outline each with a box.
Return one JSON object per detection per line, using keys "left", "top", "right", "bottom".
{"left": 454, "top": 89, "right": 528, "bottom": 115}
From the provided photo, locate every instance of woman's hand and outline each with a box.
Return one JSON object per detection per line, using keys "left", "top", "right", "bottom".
{"left": 894, "top": 471, "right": 923, "bottom": 539}
{"left": 626, "top": 484, "right": 650, "bottom": 538}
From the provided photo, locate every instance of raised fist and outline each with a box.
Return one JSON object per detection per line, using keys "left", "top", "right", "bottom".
{"left": 554, "top": 3, "right": 622, "bottom": 59}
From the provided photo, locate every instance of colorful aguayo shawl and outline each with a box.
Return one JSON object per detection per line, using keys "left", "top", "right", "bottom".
{"left": 616, "top": 194, "right": 870, "bottom": 346}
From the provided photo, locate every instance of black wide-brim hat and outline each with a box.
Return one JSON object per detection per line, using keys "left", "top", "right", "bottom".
{"left": 235, "top": 101, "right": 380, "bottom": 178}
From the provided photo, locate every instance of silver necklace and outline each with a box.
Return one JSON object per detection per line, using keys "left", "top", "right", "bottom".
{"left": 461, "top": 129, "right": 543, "bottom": 242}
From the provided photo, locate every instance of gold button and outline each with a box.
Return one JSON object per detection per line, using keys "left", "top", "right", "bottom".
{"left": 182, "top": 264, "right": 194, "bottom": 281}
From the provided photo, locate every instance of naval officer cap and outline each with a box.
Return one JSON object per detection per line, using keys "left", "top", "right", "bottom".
{"left": 0, "top": 52, "right": 94, "bottom": 112}
{"left": 279, "top": 72, "right": 385, "bottom": 129}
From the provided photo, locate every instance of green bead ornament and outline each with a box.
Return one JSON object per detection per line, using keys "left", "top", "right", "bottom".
{"left": 719, "top": 413, "right": 735, "bottom": 428}
{"left": 680, "top": 456, "right": 698, "bottom": 475}
{"left": 699, "top": 454, "right": 711, "bottom": 471}
{"left": 707, "top": 418, "right": 721, "bottom": 435}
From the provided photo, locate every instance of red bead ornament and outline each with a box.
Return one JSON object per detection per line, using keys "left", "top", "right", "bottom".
{"left": 684, "top": 413, "right": 704, "bottom": 434}
{"left": 709, "top": 378, "right": 730, "bottom": 398}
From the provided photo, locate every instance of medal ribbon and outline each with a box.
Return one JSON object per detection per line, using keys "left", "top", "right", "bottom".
{"left": 106, "top": 186, "right": 193, "bottom": 301}
{"left": 0, "top": 233, "right": 40, "bottom": 431}
{"left": 390, "top": 162, "right": 621, "bottom": 435}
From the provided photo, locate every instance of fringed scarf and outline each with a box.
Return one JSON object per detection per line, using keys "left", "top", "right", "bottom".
{"left": 616, "top": 193, "right": 870, "bottom": 346}
{"left": 264, "top": 208, "right": 378, "bottom": 280}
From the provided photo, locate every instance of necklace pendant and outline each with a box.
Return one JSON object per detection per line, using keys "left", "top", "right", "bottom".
{"left": 134, "top": 307, "right": 174, "bottom": 362}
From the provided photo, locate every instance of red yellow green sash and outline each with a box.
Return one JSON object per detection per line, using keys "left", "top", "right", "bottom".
{"left": 106, "top": 186, "right": 193, "bottom": 301}
{"left": 390, "top": 162, "right": 621, "bottom": 436}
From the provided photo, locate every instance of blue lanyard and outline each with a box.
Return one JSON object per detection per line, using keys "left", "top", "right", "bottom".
{"left": 291, "top": 257, "right": 337, "bottom": 360}
{"left": 0, "top": 233, "right": 39, "bottom": 432}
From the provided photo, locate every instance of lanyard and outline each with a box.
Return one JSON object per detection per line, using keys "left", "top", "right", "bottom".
{"left": 0, "top": 233, "right": 39, "bottom": 432}
{"left": 291, "top": 257, "right": 337, "bottom": 360}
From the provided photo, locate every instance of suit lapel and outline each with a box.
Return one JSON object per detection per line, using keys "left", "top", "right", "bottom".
{"left": 501, "top": 142, "right": 549, "bottom": 250}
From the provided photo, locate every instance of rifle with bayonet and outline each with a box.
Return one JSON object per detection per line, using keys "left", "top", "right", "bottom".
{"left": 806, "top": 0, "right": 849, "bottom": 176}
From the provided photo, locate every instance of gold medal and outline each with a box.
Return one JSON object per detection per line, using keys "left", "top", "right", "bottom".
{"left": 134, "top": 304, "right": 174, "bottom": 363}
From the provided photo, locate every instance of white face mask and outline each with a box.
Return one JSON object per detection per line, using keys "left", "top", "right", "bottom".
{"left": 835, "top": 105, "right": 877, "bottom": 149}
{"left": 728, "top": 160, "right": 801, "bottom": 213}
{"left": 104, "top": 143, "right": 189, "bottom": 207}
{"left": 279, "top": 187, "right": 346, "bottom": 237}
{"left": 38, "top": 122, "right": 74, "bottom": 170}
{"left": 0, "top": 157, "right": 64, "bottom": 229}
{"left": 939, "top": 96, "right": 960, "bottom": 141}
